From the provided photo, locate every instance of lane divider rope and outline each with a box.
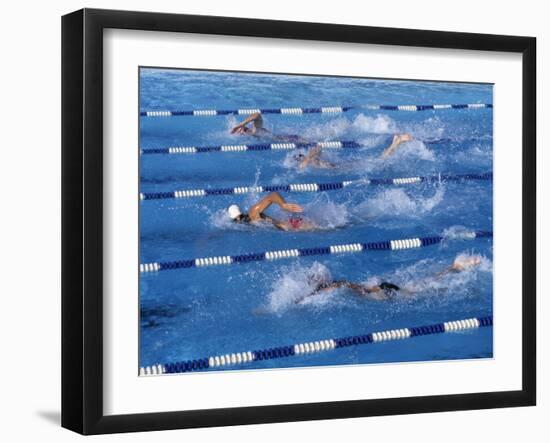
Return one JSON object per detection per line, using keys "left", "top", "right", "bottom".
{"left": 139, "top": 315, "right": 493, "bottom": 375}
{"left": 139, "top": 172, "right": 493, "bottom": 201}
{"left": 141, "top": 140, "right": 360, "bottom": 155}
{"left": 139, "top": 230, "right": 492, "bottom": 273}
{"left": 139, "top": 137, "right": 488, "bottom": 155}
{"left": 140, "top": 103, "right": 492, "bottom": 117}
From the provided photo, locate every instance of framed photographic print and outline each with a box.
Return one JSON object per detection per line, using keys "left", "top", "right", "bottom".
{"left": 62, "top": 8, "right": 536, "bottom": 434}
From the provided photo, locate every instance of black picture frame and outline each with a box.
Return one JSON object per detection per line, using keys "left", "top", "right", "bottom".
{"left": 62, "top": 8, "right": 536, "bottom": 435}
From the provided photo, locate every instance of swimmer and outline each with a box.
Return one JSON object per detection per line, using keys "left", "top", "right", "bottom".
{"left": 294, "top": 133, "right": 414, "bottom": 170}
{"left": 140, "top": 303, "right": 191, "bottom": 329}
{"left": 227, "top": 192, "right": 317, "bottom": 231}
{"left": 295, "top": 145, "right": 336, "bottom": 170}
{"left": 296, "top": 255, "right": 483, "bottom": 304}
{"left": 295, "top": 279, "right": 404, "bottom": 303}
{"left": 231, "top": 113, "right": 413, "bottom": 169}
{"left": 230, "top": 112, "right": 308, "bottom": 143}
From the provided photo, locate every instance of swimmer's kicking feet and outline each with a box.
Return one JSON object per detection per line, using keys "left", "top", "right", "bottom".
{"left": 296, "top": 255, "right": 483, "bottom": 304}
{"left": 295, "top": 133, "right": 414, "bottom": 170}
{"left": 227, "top": 192, "right": 317, "bottom": 231}
{"left": 380, "top": 133, "right": 413, "bottom": 158}
{"left": 230, "top": 112, "right": 308, "bottom": 143}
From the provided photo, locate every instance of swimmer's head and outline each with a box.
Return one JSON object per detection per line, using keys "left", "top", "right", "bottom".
{"left": 227, "top": 204, "right": 243, "bottom": 221}
{"left": 306, "top": 273, "right": 323, "bottom": 286}
{"left": 234, "top": 126, "right": 250, "bottom": 135}
{"left": 293, "top": 153, "right": 306, "bottom": 161}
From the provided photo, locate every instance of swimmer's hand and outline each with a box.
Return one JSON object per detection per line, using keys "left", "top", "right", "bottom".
{"left": 281, "top": 202, "right": 303, "bottom": 213}
{"left": 231, "top": 124, "right": 244, "bottom": 134}
{"left": 452, "top": 255, "right": 481, "bottom": 271}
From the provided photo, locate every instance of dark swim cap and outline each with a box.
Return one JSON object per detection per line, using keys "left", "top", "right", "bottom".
{"left": 379, "top": 282, "right": 400, "bottom": 291}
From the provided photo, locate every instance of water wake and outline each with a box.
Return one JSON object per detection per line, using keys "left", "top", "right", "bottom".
{"left": 354, "top": 186, "right": 445, "bottom": 219}
{"left": 262, "top": 252, "right": 492, "bottom": 315}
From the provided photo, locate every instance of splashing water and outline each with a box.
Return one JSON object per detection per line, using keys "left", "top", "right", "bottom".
{"left": 279, "top": 113, "right": 446, "bottom": 146}
{"left": 442, "top": 225, "right": 479, "bottom": 240}
{"left": 281, "top": 140, "right": 436, "bottom": 175}
{"left": 397, "top": 252, "right": 493, "bottom": 312}
{"left": 294, "top": 113, "right": 399, "bottom": 141}
{"left": 354, "top": 186, "right": 445, "bottom": 219}
{"left": 139, "top": 69, "right": 494, "bottom": 369}
{"left": 265, "top": 262, "right": 340, "bottom": 314}
{"left": 262, "top": 252, "right": 491, "bottom": 315}
{"left": 302, "top": 194, "right": 350, "bottom": 229}
{"left": 388, "top": 139, "right": 436, "bottom": 162}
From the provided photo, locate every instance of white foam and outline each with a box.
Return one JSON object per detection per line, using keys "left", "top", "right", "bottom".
{"left": 355, "top": 187, "right": 445, "bottom": 218}
{"left": 276, "top": 113, "right": 398, "bottom": 145}
{"left": 392, "top": 139, "right": 436, "bottom": 162}
{"left": 266, "top": 262, "right": 334, "bottom": 314}
{"left": 303, "top": 195, "right": 350, "bottom": 229}
{"left": 383, "top": 251, "right": 493, "bottom": 311}
{"left": 351, "top": 113, "right": 397, "bottom": 134}
{"left": 260, "top": 250, "right": 492, "bottom": 316}
{"left": 442, "top": 225, "right": 477, "bottom": 240}
{"left": 452, "top": 143, "right": 493, "bottom": 167}
{"left": 401, "top": 116, "right": 445, "bottom": 141}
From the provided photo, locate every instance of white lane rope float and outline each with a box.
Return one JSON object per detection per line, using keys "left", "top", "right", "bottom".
{"left": 139, "top": 230, "right": 492, "bottom": 273}
{"left": 139, "top": 316, "right": 493, "bottom": 375}
{"left": 140, "top": 103, "right": 493, "bottom": 117}
{"left": 139, "top": 172, "right": 492, "bottom": 201}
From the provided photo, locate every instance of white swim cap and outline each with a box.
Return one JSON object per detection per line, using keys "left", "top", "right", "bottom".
{"left": 227, "top": 204, "right": 242, "bottom": 220}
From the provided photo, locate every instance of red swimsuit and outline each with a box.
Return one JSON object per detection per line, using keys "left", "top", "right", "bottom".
{"left": 288, "top": 217, "right": 303, "bottom": 230}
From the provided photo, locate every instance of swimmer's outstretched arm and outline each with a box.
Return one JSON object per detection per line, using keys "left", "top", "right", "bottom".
{"left": 296, "top": 280, "right": 378, "bottom": 302}
{"left": 248, "top": 192, "right": 303, "bottom": 222}
{"left": 347, "top": 282, "right": 413, "bottom": 300}
{"left": 434, "top": 265, "right": 460, "bottom": 279}
{"left": 380, "top": 133, "right": 413, "bottom": 158}
{"left": 231, "top": 112, "right": 263, "bottom": 133}
{"left": 295, "top": 281, "right": 351, "bottom": 304}
{"left": 295, "top": 279, "right": 412, "bottom": 304}
{"left": 434, "top": 256, "right": 481, "bottom": 279}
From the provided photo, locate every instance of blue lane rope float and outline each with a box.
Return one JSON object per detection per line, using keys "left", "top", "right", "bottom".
{"left": 139, "top": 172, "right": 492, "bottom": 201}
{"left": 138, "top": 315, "right": 493, "bottom": 375}
{"left": 139, "top": 230, "right": 493, "bottom": 273}
{"left": 139, "top": 138, "right": 488, "bottom": 156}
{"left": 140, "top": 103, "right": 493, "bottom": 117}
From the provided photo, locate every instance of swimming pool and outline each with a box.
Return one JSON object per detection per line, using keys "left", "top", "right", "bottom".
{"left": 138, "top": 68, "right": 493, "bottom": 373}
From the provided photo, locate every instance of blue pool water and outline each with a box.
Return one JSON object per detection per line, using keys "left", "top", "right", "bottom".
{"left": 139, "top": 68, "right": 493, "bottom": 371}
